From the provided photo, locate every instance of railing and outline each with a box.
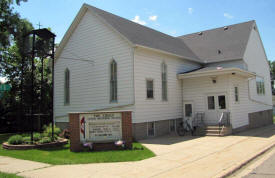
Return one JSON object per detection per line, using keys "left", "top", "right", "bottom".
{"left": 193, "top": 112, "right": 205, "bottom": 127}
{"left": 218, "top": 112, "right": 230, "bottom": 134}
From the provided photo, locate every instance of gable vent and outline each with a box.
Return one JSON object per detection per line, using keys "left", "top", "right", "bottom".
{"left": 224, "top": 26, "right": 228, "bottom": 30}
{"left": 218, "top": 50, "right": 222, "bottom": 54}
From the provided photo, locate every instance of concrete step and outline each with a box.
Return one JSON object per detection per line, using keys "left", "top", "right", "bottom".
{"left": 205, "top": 133, "right": 222, "bottom": 136}
{"left": 205, "top": 126, "right": 220, "bottom": 130}
{"left": 205, "top": 130, "right": 221, "bottom": 134}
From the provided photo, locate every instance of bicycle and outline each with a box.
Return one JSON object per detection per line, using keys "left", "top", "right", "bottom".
{"left": 177, "top": 118, "right": 194, "bottom": 136}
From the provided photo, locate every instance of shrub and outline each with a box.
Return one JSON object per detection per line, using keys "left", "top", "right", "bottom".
{"left": 8, "top": 135, "right": 23, "bottom": 145}
{"left": 42, "top": 124, "right": 61, "bottom": 138}
{"left": 33, "top": 133, "right": 41, "bottom": 141}
{"left": 39, "top": 137, "right": 51, "bottom": 144}
{"left": 22, "top": 136, "right": 31, "bottom": 144}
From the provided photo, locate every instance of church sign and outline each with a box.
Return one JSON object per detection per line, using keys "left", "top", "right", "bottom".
{"left": 69, "top": 111, "right": 132, "bottom": 152}
{"left": 79, "top": 113, "right": 122, "bottom": 142}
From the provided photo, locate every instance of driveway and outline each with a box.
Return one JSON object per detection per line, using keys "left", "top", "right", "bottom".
{"left": 1, "top": 125, "right": 275, "bottom": 178}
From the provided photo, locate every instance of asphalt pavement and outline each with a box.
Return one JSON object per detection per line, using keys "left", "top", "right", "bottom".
{"left": 243, "top": 151, "right": 275, "bottom": 178}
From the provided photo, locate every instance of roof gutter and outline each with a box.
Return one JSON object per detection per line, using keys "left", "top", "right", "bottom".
{"left": 135, "top": 44, "right": 202, "bottom": 63}
{"left": 178, "top": 68, "right": 256, "bottom": 79}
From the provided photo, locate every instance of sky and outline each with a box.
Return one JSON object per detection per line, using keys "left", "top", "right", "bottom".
{"left": 1, "top": 0, "right": 274, "bottom": 83}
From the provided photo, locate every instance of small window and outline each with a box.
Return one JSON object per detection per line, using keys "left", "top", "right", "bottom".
{"left": 169, "top": 120, "right": 176, "bottom": 132}
{"left": 64, "top": 68, "right": 70, "bottom": 105}
{"left": 161, "top": 62, "right": 167, "bottom": 101}
{"left": 146, "top": 79, "right": 154, "bottom": 99}
{"left": 110, "top": 60, "right": 117, "bottom": 102}
{"left": 185, "top": 104, "right": 192, "bottom": 117}
{"left": 207, "top": 96, "right": 215, "bottom": 110}
{"left": 218, "top": 95, "right": 226, "bottom": 109}
{"left": 256, "top": 77, "right": 265, "bottom": 95}
{"left": 234, "top": 87, "right": 239, "bottom": 102}
{"left": 148, "top": 122, "right": 155, "bottom": 136}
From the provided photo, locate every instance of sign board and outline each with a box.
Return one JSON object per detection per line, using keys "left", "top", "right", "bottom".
{"left": 79, "top": 113, "right": 122, "bottom": 142}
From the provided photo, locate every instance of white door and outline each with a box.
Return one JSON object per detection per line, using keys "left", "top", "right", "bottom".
{"left": 183, "top": 102, "right": 194, "bottom": 127}
{"left": 205, "top": 93, "right": 228, "bottom": 125}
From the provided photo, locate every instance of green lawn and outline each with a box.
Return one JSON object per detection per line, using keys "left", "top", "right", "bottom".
{"left": 0, "top": 172, "right": 22, "bottom": 178}
{"left": 0, "top": 134, "right": 155, "bottom": 165}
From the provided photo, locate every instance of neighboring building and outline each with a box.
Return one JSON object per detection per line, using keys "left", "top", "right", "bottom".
{"left": 54, "top": 4, "right": 273, "bottom": 139}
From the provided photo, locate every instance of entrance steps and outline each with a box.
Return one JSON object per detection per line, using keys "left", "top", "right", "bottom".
{"left": 204, "top": 125, "right": 232, "bottom": 136}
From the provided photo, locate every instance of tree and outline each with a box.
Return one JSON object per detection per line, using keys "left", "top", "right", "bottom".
{"left": 269, "top": 60, "right": 275, "bottom": 94}
{"left": 0, "top": 0, "right": 28, "bottom": 48}
{"left": 0, "top": 0, "right": 54, "bottom": 132}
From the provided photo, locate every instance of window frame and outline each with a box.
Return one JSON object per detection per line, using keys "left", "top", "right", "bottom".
{"left": 207, "top": 96, "right": 215, "bottom": 110}
{"left": 147, "top": 122, "right": 155, "bottom": 137}
{"left": 161, "top": 62, "right": 168, "bottom": 101}
{"left": 218, "top": 95, "right": 226, "bottom": 109}
{"left": 256, "top": 77, "right": 265, "bottom": 95}
{"left": 64, "top": 68, "right": 70, "bottom": 105}
{"left": 169, "top": 119, "right": 176, "bottom": 132}
{"left": 110, "top": 59, "right": 118, "bottom": 103}
{"left": 146, "top": 79, "right": 154, "bottom": 99}
{"left": 234, "top": 86, "right": 239, "bottom": 103}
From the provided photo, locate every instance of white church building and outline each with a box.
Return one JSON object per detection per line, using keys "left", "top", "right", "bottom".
{"left": 54, "top": 4, "right": 273, "bottom": 139}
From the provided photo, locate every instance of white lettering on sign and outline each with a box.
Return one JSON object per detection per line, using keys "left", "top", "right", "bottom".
{"left": 79, "top": 113, "right": 122, "bottom": 142}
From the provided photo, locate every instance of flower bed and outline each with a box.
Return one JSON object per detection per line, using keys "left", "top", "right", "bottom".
{"left": 2, "top": 138, "right": 68, "bottom": 150}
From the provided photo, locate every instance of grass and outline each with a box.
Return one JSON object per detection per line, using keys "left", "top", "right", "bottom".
{"left": 0, "top": 172, "right": 22, "bottom": 178}
{"left": 0, "top": 134, "right": 155, "bottom": 165}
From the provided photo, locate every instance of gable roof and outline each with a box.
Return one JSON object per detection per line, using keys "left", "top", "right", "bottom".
{"left": 55, "top": 4, "right": 200, "bottom": 62}
{"left": 178, "top": 21, "right": 255, "bottom": 63}
{"left": 84, "top": 4, "right": 200, "bottom": 62}
{"left": 56, "top": 3, "right": 257, "bottom": 65}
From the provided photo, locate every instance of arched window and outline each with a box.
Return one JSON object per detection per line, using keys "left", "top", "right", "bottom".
{"left": 110, "top": 60, "right": 117, "bottom": 102}
{"left": 64, "top": 68, "right": 70, "bottom": 105}
{"left": 161, "top": 62, "right": 167, "bottom": 101}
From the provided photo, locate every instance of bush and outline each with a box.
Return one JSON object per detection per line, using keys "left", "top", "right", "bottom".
{"left": 8, "top": 135, "right": 23, "bottom": 145}
{"left": 33, "top": 133, "right": 41, "bottom": 141}
{"left": 39, "top": 137, "right": 51, "bottom": 144}
{"left": 42, "top": 124, "right": 61, "bottom": 138}
{"left": 22, "top": 136, "right": 31, "bottom": 144}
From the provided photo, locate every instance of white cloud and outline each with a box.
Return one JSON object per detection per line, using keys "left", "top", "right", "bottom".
{"left": 223, "top": 13, "right": 234, "bottom": 19}
{"left": 188, "top": 8, "right": 193, "bottom": 14}
{"left": 149, "top": 15, "right": 158, "bottom": 21}
{"left": 132, "top": 15, "right": 146, "bottom": 25}
{"left": 169, "top": 30, "right": 177, "bottom": 36}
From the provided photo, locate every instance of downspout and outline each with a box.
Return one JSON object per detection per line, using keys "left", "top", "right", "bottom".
{"left": 247, "top": 77, "right": 272, "bottom": 106}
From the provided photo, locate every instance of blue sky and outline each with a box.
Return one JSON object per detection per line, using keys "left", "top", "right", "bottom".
{"left": 11, "top": 0, "right": 275, "bottom": 62}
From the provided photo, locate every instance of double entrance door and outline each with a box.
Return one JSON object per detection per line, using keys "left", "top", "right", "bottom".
{"left": 205, "top": 93, "right": 228, "bottom": 125}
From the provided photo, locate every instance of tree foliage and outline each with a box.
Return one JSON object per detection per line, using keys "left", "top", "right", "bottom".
{"left": 269, "top": 60, "right": 275, "bottom": 93}
{"left": 0, "top": 0, "right": 54, "bottom": 131}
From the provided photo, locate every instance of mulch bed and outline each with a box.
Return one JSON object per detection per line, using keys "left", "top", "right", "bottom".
{"left": 2, "top": 139, "right": 68, "bottom": 150}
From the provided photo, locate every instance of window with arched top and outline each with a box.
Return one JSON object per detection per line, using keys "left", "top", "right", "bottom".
{"left": 161, "top": 62, "right": 167, "bottom": 101}
{"left": 110, "top": 60, "right": 117, "bottom": 102}
{"left": 64, "top": 68, "right": 70, "bottom": 105}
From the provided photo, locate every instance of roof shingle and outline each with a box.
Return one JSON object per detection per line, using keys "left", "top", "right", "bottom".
{"left": 178, "top": 21, "right": 255, "bottom": 63}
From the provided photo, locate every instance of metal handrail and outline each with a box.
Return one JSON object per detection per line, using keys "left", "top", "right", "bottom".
{"left": 218, "top": 112, "right": 230, "bottom": 135}
{"left": 193, "top": 112, "right": 205, "bottom": 127}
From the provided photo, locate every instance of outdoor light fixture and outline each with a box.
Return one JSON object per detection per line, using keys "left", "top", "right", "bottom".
{"left": 211, "top": 77, "right": 217, "bottom": 84}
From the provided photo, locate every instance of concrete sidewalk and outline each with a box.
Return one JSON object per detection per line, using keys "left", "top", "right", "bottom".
{"left": 0, "top": 125, "right": 274, "bottom": 178}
